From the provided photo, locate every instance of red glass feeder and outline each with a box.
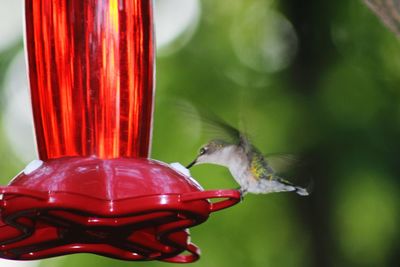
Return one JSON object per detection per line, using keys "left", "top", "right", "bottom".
{"left": 0, "top": 0, "right": 240, "bottom": 263}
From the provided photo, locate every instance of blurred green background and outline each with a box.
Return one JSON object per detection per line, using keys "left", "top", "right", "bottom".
{"left": 1, "top": 0, "right": 400, "bottom": 267}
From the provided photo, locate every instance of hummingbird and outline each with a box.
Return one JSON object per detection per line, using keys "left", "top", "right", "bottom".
{"left": 186, "top": 113, "right": 309, "bottom": 196}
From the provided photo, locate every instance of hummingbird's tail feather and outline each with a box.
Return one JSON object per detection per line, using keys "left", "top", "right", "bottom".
{"left": 294, "top": 186, "right": 309, "bottom": 196}
{"left": 295, "top": 177, "right": 314, "bottom": 196}
{"left": 275, "top": 177, "right": 310, "bottom": 196}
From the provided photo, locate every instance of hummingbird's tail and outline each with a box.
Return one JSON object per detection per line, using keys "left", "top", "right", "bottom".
{"left": 276, "top": 177, "right": 310, "bottom": 196}
{"left": 296, "top": 177, "right": 314, "bottom": 196}
{"left": 294, "top": 186, "right": 309, "bottom": 196}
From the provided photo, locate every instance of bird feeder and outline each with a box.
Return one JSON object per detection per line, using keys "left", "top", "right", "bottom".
{"left": 0, "top": 0, "right": 240, "bottom": 263}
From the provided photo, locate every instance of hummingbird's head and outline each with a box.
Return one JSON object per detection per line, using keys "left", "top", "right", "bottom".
{"left": 186, "top": 140, "right": 231, "bottom": 168}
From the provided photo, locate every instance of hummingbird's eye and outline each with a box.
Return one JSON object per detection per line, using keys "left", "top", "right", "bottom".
{"left": 199, "top": 147, "right": 207, "bottom": 155}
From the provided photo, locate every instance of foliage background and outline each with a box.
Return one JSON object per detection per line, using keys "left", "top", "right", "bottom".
{"left": 0, "top": 0, "right": 399, "bottom": 267}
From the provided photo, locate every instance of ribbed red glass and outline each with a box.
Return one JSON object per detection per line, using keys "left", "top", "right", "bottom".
{"left": 25, "top": 0, "right": 154, "bottom": 160}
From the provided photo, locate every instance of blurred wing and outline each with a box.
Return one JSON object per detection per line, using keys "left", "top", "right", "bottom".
{"left": 364, "top": 0, "right": 400, "bottom": 37}
{"left": 265, "top": 154, "right": 300, "bottom": 173}
{"left": 175, "top": 100, "right": 243, "bottom": 144}
{"left": 199, "top": 110, "right": 242, "bottom": 144}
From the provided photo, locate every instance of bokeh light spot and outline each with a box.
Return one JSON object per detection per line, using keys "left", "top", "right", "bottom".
{"left": 0, "top": 1, "right": 23, "bottom": 52}
{"left": 334, "top": 170, "right": 399, "bottom": 266}
{"left": 155, "top": 0, "right": 200, "bottom": 56}
{"left": 318, "top": 63, "right": 384, "bottom": 128}
{"left": 230, "top": 2, "right": 298, "bottom": 73}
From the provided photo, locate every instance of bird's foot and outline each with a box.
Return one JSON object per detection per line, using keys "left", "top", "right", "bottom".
{"left": 237, "top": 187, "right": 247, "bottom": 201}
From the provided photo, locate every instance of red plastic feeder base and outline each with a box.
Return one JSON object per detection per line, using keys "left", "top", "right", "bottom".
{"left": 0, "top": 157, "right": 240, "bottom": 263}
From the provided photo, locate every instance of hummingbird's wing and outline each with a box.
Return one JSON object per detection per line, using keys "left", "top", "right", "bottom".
{"left": 264, "top": 153, "right": 300, "bottom": 173}
{"left": 199, "top": 112, "right": 254, "bottom": 153}
{"left": 177, "top": 101, "right": 245, "bottom": 144}
{"left": 265, "top": 153, "right": 312, "bottom": 194}
{"left": 173, "top": 99, "right": 253, "bottom": 152}
{"left": 199, "top": 110, "right": 242, "bottom": 143}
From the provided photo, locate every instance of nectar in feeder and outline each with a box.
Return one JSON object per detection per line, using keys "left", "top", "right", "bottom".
{"left": 0, "top": 0, "right": 241, "bottom": 263}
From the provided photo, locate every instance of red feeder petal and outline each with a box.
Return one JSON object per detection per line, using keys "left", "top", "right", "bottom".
{"left": 0, "top": 0, "right": 241, "bottom": 263}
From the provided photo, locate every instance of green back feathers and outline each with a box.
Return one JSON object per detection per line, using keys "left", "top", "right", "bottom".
{"left": 249, "top": 148, "right": 273, "bottom": 180}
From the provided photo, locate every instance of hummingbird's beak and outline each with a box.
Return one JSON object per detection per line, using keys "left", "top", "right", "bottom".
{"left": 186, "top": 159, "right": 197, "bottom": 169}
